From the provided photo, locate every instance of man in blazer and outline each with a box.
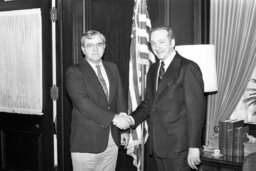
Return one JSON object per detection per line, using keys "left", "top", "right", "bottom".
{"left": 130, "top": 27, "right": 206, "bottom": 170}
{"left": 65, "top": 30, "right": 131, "bottom": 171}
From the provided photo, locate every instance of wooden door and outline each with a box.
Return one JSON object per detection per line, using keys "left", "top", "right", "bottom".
{"left": 0, "top": 0, "right": 54, "bottom": 171}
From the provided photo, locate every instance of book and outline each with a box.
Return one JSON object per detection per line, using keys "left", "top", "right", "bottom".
{"left": 233, "top": 126, "right": 243, "bottom": 156}
{"left": 233, "top": 126, "right": 249, "bottom": 156}
{"left": 226, "top": 120, "right": 244, "bottom": 156}
{"left": 241, "top": 126, "right": 249, "bottom": 156}
{"left": 226, "top": 128, "right": 234, "bottom": 156}
{"left": 219, "top": 119, "right": 231, "bottom": 155}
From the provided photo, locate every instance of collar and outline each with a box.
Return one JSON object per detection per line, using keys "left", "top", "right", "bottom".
{"left": 86, "top": 59, "right": 103, "bottom": 69}
{"left": 159, "top": 51, "right": 176, "bottom": 70}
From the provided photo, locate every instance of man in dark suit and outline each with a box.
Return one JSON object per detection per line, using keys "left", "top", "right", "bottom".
{"left": 65, "top": 30, "right": 132, "bottom": 171}
{"left": 129, "top": 26, "right": 206, "bottom": 171}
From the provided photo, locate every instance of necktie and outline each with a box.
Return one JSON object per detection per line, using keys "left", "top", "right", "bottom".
{"left": 96, "top": 65, "right": 109, "bottom": 101}
{"left": 158, "top": 61, "right": 165, "bottom": 84}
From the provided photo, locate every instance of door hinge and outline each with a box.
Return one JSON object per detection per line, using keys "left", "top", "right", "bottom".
{"left": 50, "top": 7, "right": 57, "bottom": 22}
{"left": 51, "top": 85, "right": 59, "bottom": 100}
{"left": 53, "top": 123, "right": 57, "bottom": 134}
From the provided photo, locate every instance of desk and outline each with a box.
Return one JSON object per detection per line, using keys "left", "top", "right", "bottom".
{"left": 199, "top": 152, "right": 243, "bottom": 171}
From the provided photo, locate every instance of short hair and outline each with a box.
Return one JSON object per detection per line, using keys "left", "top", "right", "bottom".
{"left": 150, "top": 26, "right": 175, "bottom": 41}
{"left": 80, "top": 30, "right": 106, "bottom": 47}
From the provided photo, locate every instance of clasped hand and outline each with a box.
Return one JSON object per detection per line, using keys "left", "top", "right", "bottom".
{"left": 113, "top": 112, "right": 134, "bottom": 130}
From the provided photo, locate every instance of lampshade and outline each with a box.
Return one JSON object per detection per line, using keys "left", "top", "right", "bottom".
{"left": 175, "top": 44, "right": 218, "bottom": 92}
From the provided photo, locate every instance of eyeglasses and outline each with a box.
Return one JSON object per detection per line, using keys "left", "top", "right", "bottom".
{"left": 85, "top": 43, "right": 105, "bottom": 49}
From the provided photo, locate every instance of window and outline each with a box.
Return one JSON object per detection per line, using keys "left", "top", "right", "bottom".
{"left": 231, "top": 67, "right": 256, "bottom": 122}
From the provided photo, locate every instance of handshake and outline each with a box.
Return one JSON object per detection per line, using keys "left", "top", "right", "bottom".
{"left": 112, "top": 112, "right": 134, "bottom": 130}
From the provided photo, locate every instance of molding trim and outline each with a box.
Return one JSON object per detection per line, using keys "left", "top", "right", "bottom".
{"left": 72, "top": 0, "right": 85, "bottom": 64}
{"left": 194, "top": 0, "right": 202, "bottom": 44}
{"left": 164, "top": 0, "right": 170, "bottom": 26}
{"left": 194, "top": 0, "right": 210, "bottom": 44}
{"left": 83, "top": 0, "right": 91, "bottom": 33}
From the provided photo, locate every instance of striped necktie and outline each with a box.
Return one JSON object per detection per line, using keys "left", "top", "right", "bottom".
{"left": 158, "top": 61, "right": 165, "bottom": 84}
{"left": 96, "top": 65, "right": 109, "bottom": 101}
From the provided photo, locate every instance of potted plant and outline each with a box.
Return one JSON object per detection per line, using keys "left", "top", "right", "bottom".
{"left": 243, "top": 79, "right": 256, "bottom": 122}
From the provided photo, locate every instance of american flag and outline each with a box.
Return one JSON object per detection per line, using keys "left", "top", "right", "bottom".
{"left": 127, "top": 0, "right": 154, "bottom": 170}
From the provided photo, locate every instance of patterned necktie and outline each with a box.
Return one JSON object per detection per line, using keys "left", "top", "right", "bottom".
{"left": 158, "top": 61, "right": 165, "bottom": 84}
{"left": 96, "top": 65, "right": 109, "bottom": 101}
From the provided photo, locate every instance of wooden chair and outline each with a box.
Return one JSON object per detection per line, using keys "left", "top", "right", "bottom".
{"left": 242, "top": 152, "right": 256, "bottom": 171}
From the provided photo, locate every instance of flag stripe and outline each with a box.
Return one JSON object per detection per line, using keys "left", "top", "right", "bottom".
{"left": 127, "top": 0, "right": 154, "bottom": 170}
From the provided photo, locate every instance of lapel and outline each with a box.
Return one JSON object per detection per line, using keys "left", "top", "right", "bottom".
{"left": 151, "top": 62, "right": 159, "bottom": 96}
{"left": 154, "top": 53, "right": 181, "bottom": 102}
{"left": 79, "top": 59, "right": 110, "bottom": 103}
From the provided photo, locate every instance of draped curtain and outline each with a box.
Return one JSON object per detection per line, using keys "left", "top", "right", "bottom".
{"left": 0, "top": 9, "right": 43, "bottom": 115}
{"left": 206, "top": 0, "right": 256, "bottom": 144}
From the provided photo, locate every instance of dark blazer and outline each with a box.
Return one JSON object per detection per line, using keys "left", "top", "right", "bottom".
{"left": 131, "top": 52, "right": 206, "bottom": 158}
{"left": 65, "top": 59, "right": 127, "bottom": 153}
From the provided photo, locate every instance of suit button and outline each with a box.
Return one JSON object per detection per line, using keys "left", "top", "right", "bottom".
{"left": 108, "top": 107, "right": 110, "bottom": 109}
{"left": 101, "top": 124, "right": 104, "bottom": 128}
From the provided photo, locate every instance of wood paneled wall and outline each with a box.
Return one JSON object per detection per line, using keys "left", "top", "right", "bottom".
{"left": 71, "top": 0, "right": 209, "bottom": 93}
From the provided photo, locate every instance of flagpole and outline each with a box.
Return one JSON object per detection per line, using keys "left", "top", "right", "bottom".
{"left": 141, "top": 65, "right": 146, "bottom": 171}
{"left": 128, "top": 0, "right": 152, "bottom": 170}
{"left": 138, "top": 0, "right": 145, "bottom": 170}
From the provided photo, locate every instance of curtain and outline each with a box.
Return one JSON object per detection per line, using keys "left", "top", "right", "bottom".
{"left": 206, "top": 0, "right": 256, "bottom": 145}
{"left": 0, "top": 9, "right": 43, "bottom": 115}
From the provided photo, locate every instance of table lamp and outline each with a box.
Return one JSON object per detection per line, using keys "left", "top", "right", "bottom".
{"left": 175, "top": 44, "right": 218, "bottom": 92}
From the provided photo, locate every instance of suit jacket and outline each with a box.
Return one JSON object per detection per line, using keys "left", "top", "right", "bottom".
{"left": 65, "top": 59, "right": 127, "bottom": 153}
{"left": 131, "top": 52, "right": 206, "bottom": 158}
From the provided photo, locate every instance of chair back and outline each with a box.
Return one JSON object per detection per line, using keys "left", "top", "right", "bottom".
{"left": 242, "top": 152, "right": 256, "bottom": 171}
